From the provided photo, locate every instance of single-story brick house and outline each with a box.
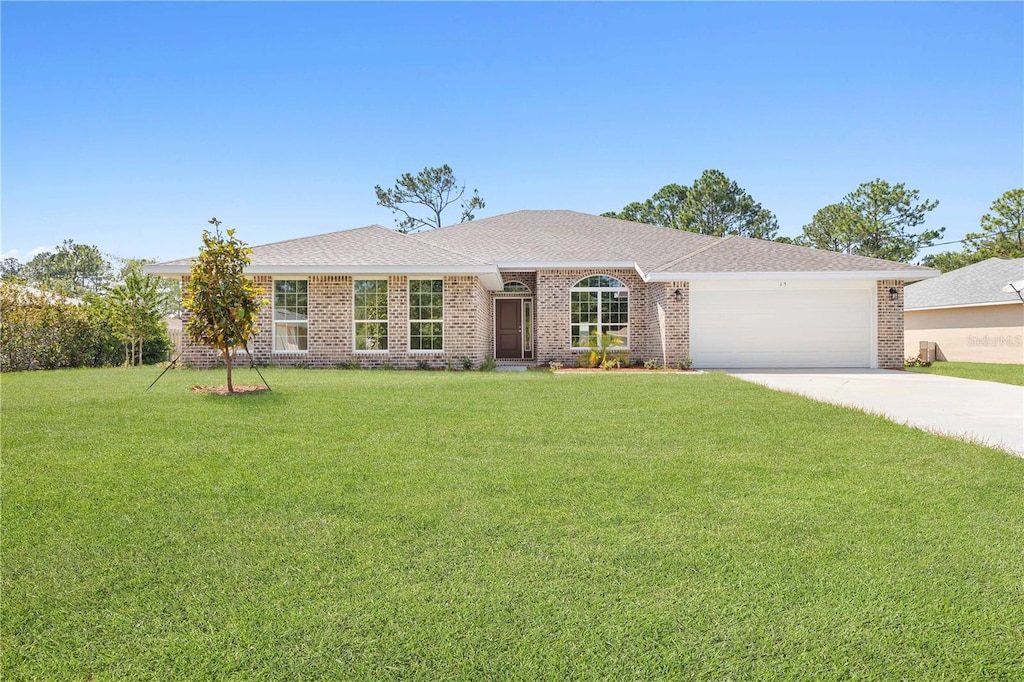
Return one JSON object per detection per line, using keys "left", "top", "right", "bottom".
{"left": 148, "top": 210, "right": 937, "bottom": 370}
{"left": 904, "top": 257, "right": 1023, "bottom": 364}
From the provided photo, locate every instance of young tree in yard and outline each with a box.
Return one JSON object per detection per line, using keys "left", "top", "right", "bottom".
{"left": 106, "top": 267, "right": 168, "bottom": 366}
{"left": 375, "top": 164, "right": 485, "bottom": 233}
{"left": 183, "top": 219, "right": 264, "bottom": 393}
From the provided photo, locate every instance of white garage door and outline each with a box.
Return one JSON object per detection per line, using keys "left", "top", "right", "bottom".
{"left": 689, "top": 281, "right": 874, "bottom": 368}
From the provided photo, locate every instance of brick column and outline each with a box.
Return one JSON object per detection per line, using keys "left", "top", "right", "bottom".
{"left": 877, "top": 280, "right": 905, "bottom": 370}
{"left": 648, "top": 281, "right": 689, "bottom": 366}
{"left": 308, "top": 275, "right": 351, "bottom": 367}
{"left": 387, "top": 276, "right": 408, "bottom": 358}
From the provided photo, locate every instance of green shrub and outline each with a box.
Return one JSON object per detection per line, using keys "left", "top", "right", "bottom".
{"left": 0, "top": 283, "right": 169, "bottom": 372}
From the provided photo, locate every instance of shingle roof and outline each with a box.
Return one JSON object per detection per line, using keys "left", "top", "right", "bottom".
{"left": 156, "top": 225, "right": 491, "bottom": 270}
{"left": 150, "top": 210, "right": 938, "bottom": 281}
{"left": 904, "top": 258, "right": 1024, "bottom": 309}
{"left": 658, "top": 234, "right": 929, "bottom": 273}
{"left": 418, "top": 210, "right": 935, "bottom": 276}
{"left": 416, "top": 210, "right": 721, "bottom": 272}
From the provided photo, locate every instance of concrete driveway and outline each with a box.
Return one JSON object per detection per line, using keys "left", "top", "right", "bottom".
{"left": 725, "top": 369, "right": 1024, "bottom": 456}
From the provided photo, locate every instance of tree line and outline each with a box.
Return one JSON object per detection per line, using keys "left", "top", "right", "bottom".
{"left": 0, "top": 241, "right": 178, "bottom": 371}
{"left": 378, "top": 165, "right": 1021, "bottom": 270}
{"left": 4, "top": 167, "right": 1016, "bottom": 373}
{"left": 602, "top": 171, "right": 1021, "bottom": 269}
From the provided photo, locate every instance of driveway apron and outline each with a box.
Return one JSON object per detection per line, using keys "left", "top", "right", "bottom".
{"left": 725, "top": 369, "right": 1024, "bottom": 456}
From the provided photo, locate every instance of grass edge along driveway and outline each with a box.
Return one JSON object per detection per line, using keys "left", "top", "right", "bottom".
{"left": 3, "top": 368, "right": 1022, "bottom": 680}
{"left": 905, "top": 360, "right": 1024, "bottom": 386}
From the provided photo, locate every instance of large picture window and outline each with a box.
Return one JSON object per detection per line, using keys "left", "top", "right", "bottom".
{"left": 274, "top": 280, "right": 308, "bottom": 352}
{"left": 570, "top": 275, "right": 629, "bottom": 349}
{"left": 409, "top": 279, "right": 443, "bottom": 351}
{"left": 354, "top": 279, "right": 389, "bottom": 351}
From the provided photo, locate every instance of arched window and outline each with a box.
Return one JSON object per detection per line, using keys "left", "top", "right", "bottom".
{"left": 502, "top": 281, "right": 531, "bottom": 293}
{"left": 570, "top": 275, "right": 629, "bottom": 349}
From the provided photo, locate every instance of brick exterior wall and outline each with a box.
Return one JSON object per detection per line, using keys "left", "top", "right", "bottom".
{"left": 646, "top": 281, "right": 689, "bottom": 366}
{"left": 177, "top": 270, "right": 899, "bottom": 370}
{"left": 445, "top": 275, "right": 490, "bottom": 368}
{"left": 877, "top": 279, "right": 905, "bottom": 370}
{"left": 179, "top": 274, "right": 490, "bottom": 370}
{"left": 491, "top": 271, "right": 539, "bottom": 359}
{"left": 535, "top": 268, "right": 658, "bottom": 365}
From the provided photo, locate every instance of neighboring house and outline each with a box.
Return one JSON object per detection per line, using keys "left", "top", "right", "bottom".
{"left": 5, "top": 284, "right": 84, "bottom": 306}
{"left": 147, "top": 210, "right": 936, "bottom": 370}
{"left": 165, "top": 316, "right": 183, "bottom": 358}
{"left": 904, "top": 258, "right": 1024, "bottom": 364}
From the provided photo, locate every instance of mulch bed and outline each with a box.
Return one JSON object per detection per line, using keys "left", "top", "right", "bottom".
{"left": 552, "top": 368, "right": 700, "bottom": 374}
{"left": 191, "top": 385, "right": 269, "bottom": 395}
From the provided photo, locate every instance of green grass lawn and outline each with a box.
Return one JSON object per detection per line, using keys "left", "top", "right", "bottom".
{"left": 3, "top": 368, "right": 1023, "bottom": 680}
{"left": 905, "top": 360, "right": 1024, "bottom": 386}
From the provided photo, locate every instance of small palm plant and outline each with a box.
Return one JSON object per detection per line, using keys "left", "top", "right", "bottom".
{"left": 584, "top": 330, "right": 626, "bottom": 368}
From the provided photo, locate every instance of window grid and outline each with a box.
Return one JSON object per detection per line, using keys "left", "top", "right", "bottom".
{"left": 502, "top": 281, "right": 531, "bottom": 293}
{"left": 409, "top": 279, "right": 443, "bottom": 351}
{"left": 570, "top": 276, "right": 629, "bottom": 349}
{"left": 273, "top": 279, "right": 308, "bottom": 352}
{"left": 354, "top": 279, "right": 388, "bottom": 351}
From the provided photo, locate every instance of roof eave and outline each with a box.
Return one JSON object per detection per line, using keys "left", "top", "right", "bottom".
{"left": 648, "top": 269, "right": 940, "bottom": 282}
{"left": 144, "top": 264, "right": 504, "bottom": 290}
{"left": 495, "top": 260, "right": 640, "bottom": 271}
{"left": 906, "top": 300, "right": 1023, "bottom": 312}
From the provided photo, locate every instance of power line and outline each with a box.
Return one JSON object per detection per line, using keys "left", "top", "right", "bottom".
{"left": 924, "top": 228, "right": 1021, "bottom": 249}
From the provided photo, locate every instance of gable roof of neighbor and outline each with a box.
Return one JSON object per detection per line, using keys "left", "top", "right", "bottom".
{"left": 148, "top": 210, "right": 936, "bottom": 284}
{"left": 904, "top": 257, "right": 1024, "bottom": 310}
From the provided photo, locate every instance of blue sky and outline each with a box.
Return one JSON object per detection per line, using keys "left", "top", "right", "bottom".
{"left": 2, "top": 2, "right": 1022, "bottom": 265}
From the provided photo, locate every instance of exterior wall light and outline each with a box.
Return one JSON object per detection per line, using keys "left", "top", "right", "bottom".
{"left": 673, "top": 289, "right": 683, "bottom": 302}
{"left": 888, "top": 287, "right": 899, "bottom": 301}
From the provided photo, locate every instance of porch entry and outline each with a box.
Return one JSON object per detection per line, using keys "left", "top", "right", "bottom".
{"left": 494, "top": 298, "right": 533, "bottom": 359}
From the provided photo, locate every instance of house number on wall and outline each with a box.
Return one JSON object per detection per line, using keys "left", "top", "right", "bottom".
{"left": 779, "top": 281, "right": 787, "bottom": 287}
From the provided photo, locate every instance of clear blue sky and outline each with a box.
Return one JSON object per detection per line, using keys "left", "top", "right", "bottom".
{"left": 2, "top": 1, "right": 1021, "bottom": 265}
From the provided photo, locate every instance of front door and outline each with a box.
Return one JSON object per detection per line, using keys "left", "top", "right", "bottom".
{"left": 495, "top": 299, "right": 523, "bottom": 359}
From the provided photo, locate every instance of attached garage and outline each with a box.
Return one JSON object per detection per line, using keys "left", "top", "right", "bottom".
{"left": 689, "top": 279, "right": 876, "bottom": 368}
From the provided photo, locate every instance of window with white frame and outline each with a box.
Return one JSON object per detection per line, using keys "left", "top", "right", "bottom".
{"left": 570, "top": 275, "right": 629, "bottom": 349}
{"left": 502, "top": 281, "right": 531, "bottom": 293}
{"left": 409, "top": 279, "right": 443, "bottom": 351}
{"left": 354, "top": 279, "right": 388, "bottom": 351}
{"left": 274, "top": 279, "right": 308, "bottom": 351}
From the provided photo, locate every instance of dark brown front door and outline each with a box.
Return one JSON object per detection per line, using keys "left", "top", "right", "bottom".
{"left": 495, "top": 299, "right": 523, "bottom": 359}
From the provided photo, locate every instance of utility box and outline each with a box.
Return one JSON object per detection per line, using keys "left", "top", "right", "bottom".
{"left": 919, "top": 341, "right": 937, "bottom": 363}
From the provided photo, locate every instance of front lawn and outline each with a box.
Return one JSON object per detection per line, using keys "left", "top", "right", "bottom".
{"left": 2, "top": 368, "right": 1022, "bottom": 680}
{"left": 906, "top": 360, "right": 1024, "bottom": 386}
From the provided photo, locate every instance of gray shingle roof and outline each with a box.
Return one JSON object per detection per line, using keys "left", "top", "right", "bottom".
{"left": 904, "top": 258, "right": 1024, "bottom": 309}
{"left": 156, "top": 225, "right": 491, "bottom": 270}
{"left": 658, "top": 234, "right": 930, "bottom": 273}
{"left": 415, "top": 210, "right": 722, "bottom": 273}
{"left": 418, "top": 210, "right": 935, "bottom": 276}
{"left": 150, "top": 210, "right": 938, "bottom": 280}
